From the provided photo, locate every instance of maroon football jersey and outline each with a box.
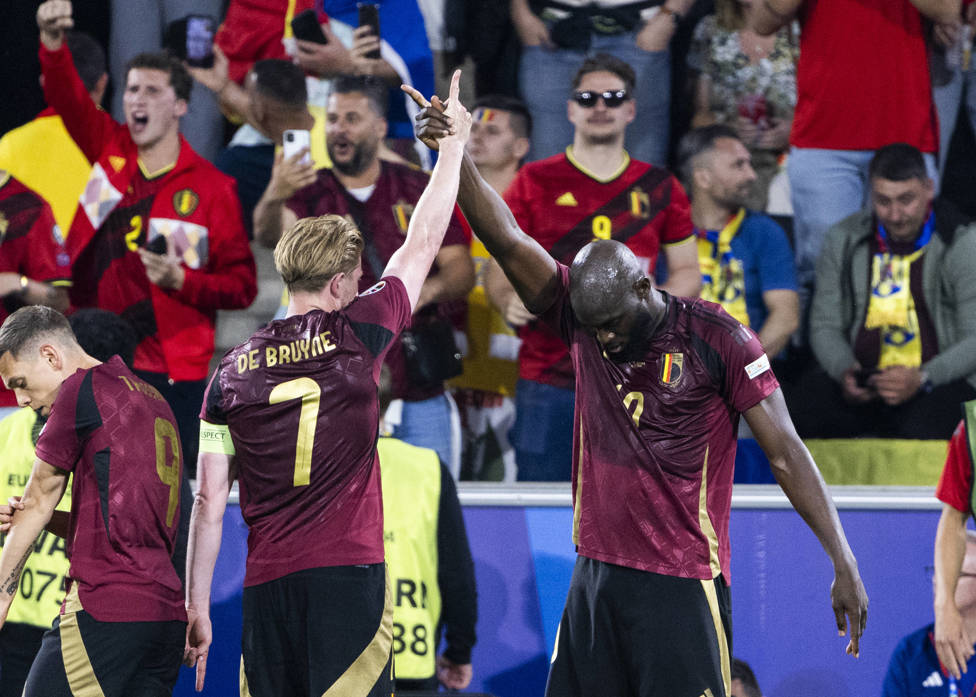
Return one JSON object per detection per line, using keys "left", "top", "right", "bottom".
{"left": 287, "top": 162, "right": 469, "bottom": 401}
{"left": 505, "top": 151, "right": 693, "bottom": 389}
{"left": 544, "top": 264, "right": 777, "bottom": 581}
{"left": 201, "top": 277, "right": 411, "bottom": 587}
{"left": 35, "top": 356, "right": 186, "bottom": 622}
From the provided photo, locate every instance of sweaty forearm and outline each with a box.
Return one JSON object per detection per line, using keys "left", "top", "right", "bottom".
{"left": 934, "top": 505, "right": 968, "bottom": 613}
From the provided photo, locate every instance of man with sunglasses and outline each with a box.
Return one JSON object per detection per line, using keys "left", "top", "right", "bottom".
{"left": 485, "top": 52, "right": 700, "bottom": 481}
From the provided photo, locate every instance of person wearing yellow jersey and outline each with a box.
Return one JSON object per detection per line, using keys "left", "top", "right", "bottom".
{"left": 677, "top": 124, "right": 798, "bottom": 359}
{"left": 0, "top": 309, "right": 139, "bottom": 697}
{"left": 0, "top": 31, "right": 106, "bottom": 235}
{"left": 797, "top": 143, "right": 976, "bottom": 439}
{"left": 450, "top": 96, "right": 531, "bottom": 482}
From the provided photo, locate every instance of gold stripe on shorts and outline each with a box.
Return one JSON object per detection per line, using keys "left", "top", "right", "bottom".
{"left": 60, "top": 585, "right": 105, "bottom": 697}
{"left": 700, "top": 579, "right": 731, "bottom": 697}
{"left": 322, "top": 571, "right": 394, "bottom": 697}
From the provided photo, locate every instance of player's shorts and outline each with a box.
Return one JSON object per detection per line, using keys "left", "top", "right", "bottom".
{"left": 22, "top": 608, "right": 184, "bottom": 697}
{"left": 545, "top": 556, "right": 732, "bottom": 697}
{"left": 241, "top": 563, "right": 394, "bottom": 697}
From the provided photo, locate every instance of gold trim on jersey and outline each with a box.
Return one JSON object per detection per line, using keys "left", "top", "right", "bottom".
{"left": 322, "top": 570, "right": 394, "bottom": 696}
{"left": 700, "top": 579, "right": 731, "bottom": 697}
{"left": 61, "top": 585, "right": 105, "bottom": 697}
{"left": 697, "top": 446, "right": 721, "bottom": 577}
{"left": 572, "top": 413, "right": 585, "bottom": 547}
{"left": 138, "top": 159, "right": 176, "bottom": 180}
{"left": 565, "top": 146, "right": 631, "bottom": 184}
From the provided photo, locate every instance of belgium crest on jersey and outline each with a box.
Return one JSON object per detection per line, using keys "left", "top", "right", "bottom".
{"left": 660, "top": 352, "right": 683, "bottom": 386}
{"left": 392, "top": 200, "right": 414, "bottom": 235}
{"left": 173, "top": 189, "right": 200, "bottom": 217}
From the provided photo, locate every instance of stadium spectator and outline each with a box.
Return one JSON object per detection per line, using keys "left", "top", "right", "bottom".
{"left": 486, "top": 53, "right": 699, "bottom": 480}
{"left": 930, "top": 3, "right": 976, "bottom": 188}
{"left": 678, "top": 124, "right": 798, "bottom": 358}
{"left": 410, "top": 84, "right": 867, "bottom": 697}
{"left": 0, "top": 306, "right": 187, "bottom": 696}
{"left": 0, "top": 172, "right": 71, "bottom": 421}
{"left": 254, "top": 75, "right": 474, "bottom": 473}
{"left": 37, "top": 0, "right": 258, "bottom": 475}
{"left": 755, "top": 0, "right": 954, "bottom": 316}
{"left": 510, "top": 0, "right": 694, "bottom": 165}
{"left": 0, "top": 309, "right": 138, "bottom": 697}
{"left": 183, "top": 72, "right": 471, "bottom": 696}
{"left": 0, "top": 31, "right": 105, "bottom": 234}
{"left": 451, "top": 95, "right": 531, "bottom": 481}
{"left": 932, "top": 400, "right": 976, "bottom": 680}
{"left": 884, "top": 528, "right": 976, "bottom": 695}
{"left": 377, "top": 366, "right": 477, "bottom": 692}
{"left": 108, "top": 0, "right": 224, "bottom": 162}
{"left": 686, "top": 0, "right": 797, "bottom": 210}
{"left": 293, "top": 1, "right": 437, "bottom": 164}
{"left": 731, "top": 657, "right": 763, "bottom": 697}
{"left": 794, "top": 143, "right": 976, "bottom": 439}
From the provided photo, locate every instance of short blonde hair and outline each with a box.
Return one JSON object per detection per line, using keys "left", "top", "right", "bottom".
{"left": 274, "top": 215, "right": 364, "bottom": 293}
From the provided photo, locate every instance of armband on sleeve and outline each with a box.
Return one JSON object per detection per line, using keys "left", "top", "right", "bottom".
{"left": 199, "top": 421, "right": 235, "bottom": 455}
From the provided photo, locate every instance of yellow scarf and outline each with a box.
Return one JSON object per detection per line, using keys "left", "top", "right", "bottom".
{"left": 697, "top": 208, "right": 749, "bottom": 326}
{"left": 864, "top": 247, "right": 926, "bottom": 368}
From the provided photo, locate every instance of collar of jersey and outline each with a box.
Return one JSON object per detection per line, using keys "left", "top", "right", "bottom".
{"left": 565, "top": 146, "right": 630, "bottom": 183}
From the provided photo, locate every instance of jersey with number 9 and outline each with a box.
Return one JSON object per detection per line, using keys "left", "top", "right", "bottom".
{"left": 34, "top": 355, "right": 187, "bottom": 623}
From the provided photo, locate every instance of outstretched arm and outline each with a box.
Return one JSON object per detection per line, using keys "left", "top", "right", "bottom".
{"left": 404, "top": 88, "right": 559, "bottom": 314}
{"left": 744, "top": 389, "right": 868, "bottom": 657}
{"left": 384, "top": 71, "right": 471, "bottom": 311}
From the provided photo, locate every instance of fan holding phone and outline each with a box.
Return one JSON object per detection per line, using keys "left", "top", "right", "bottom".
{"left": 291, "top": 4, "right": 399, "bottom": 85}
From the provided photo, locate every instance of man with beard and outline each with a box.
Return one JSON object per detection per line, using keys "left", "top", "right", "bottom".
{"left": 408, "top": 84, "right": 868, "bottom": 697}
{"left": 36, "top": 0, "right": 258, "bottom": 477}
{"left": 678, "top": 124, "right": 798, "bottom": 359}
{"left": 484, "top": 52, "right": 700, "bottom": 481}
{"left": 253, "top": 75, "right": 474, "bottom": 473}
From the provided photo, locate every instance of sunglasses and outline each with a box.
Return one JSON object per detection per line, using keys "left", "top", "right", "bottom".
{"left": 572, "top": 89, "right": 630, "bottom": 108}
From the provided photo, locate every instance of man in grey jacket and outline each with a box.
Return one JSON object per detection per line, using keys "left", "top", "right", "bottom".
{"left": 789, "top": 143, "right": 976, "bottom": 439}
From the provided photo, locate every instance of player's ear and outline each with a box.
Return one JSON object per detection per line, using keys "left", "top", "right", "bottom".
{"left": 634, "top": 277, "right": 651, "bottom": 299}
{"left": 38, "top": 343, "right": 63, "bottom": 371}
{"left": 328, "top": 273, "right": 345, "bottom": 301}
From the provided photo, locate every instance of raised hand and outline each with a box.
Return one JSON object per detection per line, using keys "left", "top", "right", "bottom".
{"left": 37, "top": 0, "right": 73, "bottom": 51}
{"left": 402, "top": 71, "right": 468, "bottom": 152}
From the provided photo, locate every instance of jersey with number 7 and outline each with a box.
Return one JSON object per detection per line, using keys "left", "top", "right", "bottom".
{"left": 200, "top": 277, "right": 411, "bottom": 588}
{"left": 34, "top": 355, "right": 187, "bottom": 622}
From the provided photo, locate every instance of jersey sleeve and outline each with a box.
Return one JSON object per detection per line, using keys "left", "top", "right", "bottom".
{"left": 661, "top": 178, "right": 694, "bottom": 246}
{"left": 537, "top": 263, "right": 576, "bottom": 346}
{"left": 346, "top": 275, "right": 413, "bottom": 370}
{"left": 715, "top": 317, "right": 779, "bottom": 413}
{"left": 936, "top": 421, "right": 972, "bottom": 512}
{"left": 23, "top": 202, "right": 71, "bottom": 286}
{"left": 34, "top": 371, "right": 89, "bottom": 473}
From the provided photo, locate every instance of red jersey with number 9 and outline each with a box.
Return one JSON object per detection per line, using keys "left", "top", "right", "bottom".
{"left": 201, "top": 277, "right": 411, "bottom": 587}
{"left": 35, "top": 356, "right": 186, "bottom": 622}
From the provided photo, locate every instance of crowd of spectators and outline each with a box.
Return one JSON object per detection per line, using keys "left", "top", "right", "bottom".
{"left": 1, "top": 0, "right": 974, "bottom": 489}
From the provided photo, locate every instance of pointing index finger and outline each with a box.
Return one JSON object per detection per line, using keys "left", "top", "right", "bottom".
{"left": 400, "top": 84, "right": 430, "bottom": 109}
{"left": 448, "top": 69, "right": 461, "bottom": 106}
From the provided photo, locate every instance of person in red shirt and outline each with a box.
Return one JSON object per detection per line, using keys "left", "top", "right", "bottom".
{"left": 410, "top": 84, "right": 867, "bottom": 697}
{"left": 755, "top": 0, "right": 955, "bottom": 321}
{"left": 933, "top": 401, "right": 976, "bottom": 679}
{"left": 37, "top": 0, "right": 258, "bottom": 475}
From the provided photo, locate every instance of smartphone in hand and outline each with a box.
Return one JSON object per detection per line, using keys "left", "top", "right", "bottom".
{"left": 291, "top": 9, "right": 328, "bottom": 44}
{"left": 357, "top": 3, "right": 381, "bottom": 59}
{"left": 185, "top": 15, "right": 216, "bottom": 68}
{"left": 144, "top": 235, "right": 169, "bottom": 255}
{"left": 283, "top": 130, "right": 312, "bottom": 164}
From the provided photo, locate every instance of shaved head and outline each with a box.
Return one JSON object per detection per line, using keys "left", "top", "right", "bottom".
{"left": 570, "top": 240, "right": 644, "bottom": 323}
{"left": 569, "top": 240, "right": 664, "bottom": 362}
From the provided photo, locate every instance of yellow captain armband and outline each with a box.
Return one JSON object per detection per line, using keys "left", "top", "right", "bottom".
{"left": 199, "top": 421, "right": 236, "bottom": 456}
